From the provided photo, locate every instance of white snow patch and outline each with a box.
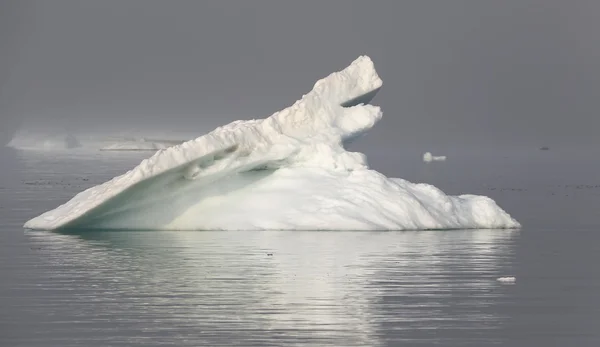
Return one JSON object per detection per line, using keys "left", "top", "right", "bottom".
{"left": 423, "top": 152, "right": 447, "bottom": 162}
{"left": 24, "top": 56, "right": 520, "bottom": 231}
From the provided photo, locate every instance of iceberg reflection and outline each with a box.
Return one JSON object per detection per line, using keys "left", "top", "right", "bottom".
{"left": 23, "top": 229, "right": 518, "bottom": 345}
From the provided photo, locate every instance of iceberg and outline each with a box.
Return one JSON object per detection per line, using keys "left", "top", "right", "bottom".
{"left": 24, "top": 56, "right": 520, "bottom": 231}
{"left": 7, "top": 132, "right": 82, "bottom": 150}
{"left": 497, "top": 277, "right": 516, "bottom": 284}
{"left": 7, "top": 130, "right": 186, "bottom": 153}
{"left": 99, "top": 138, "right": 183, "bottom": 152}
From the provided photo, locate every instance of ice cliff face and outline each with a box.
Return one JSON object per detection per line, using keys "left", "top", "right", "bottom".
{"left": 24, "top": 56, "right": 519, "bottom": 231}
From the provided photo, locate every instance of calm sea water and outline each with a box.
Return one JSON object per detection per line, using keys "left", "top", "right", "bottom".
{"left": 1, "top": 146, "right": 599, "bottom": 346}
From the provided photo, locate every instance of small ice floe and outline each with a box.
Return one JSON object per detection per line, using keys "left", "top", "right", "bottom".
{"left": 496, "top": 276, "right": 516, "bottom": 284}
{"left": 423, "top": 152, "right": 447, "bottom": 163}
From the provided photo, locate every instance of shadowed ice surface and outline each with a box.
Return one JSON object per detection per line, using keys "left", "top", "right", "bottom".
{"left": 1, "top": 147, "right": 600, "bottom": 346}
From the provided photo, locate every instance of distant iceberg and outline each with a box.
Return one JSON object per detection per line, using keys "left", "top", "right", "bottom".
{"left": 100, "top": 138, "right": 183, "bottom": 152}
{"left": 497, "top": 277, "right": 516, "bottom": 284}
{"left": 7, "top": 132, "right": 82, "bottom": 150}
{"left": 7, "top": 130, "right": 187, "bottom": 153}
{"left": 24, "top": 56, "right": 520, "bottom": 231}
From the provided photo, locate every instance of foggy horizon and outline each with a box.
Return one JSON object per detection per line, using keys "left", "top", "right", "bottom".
{"left": 2, "top": 0, "right": 600, "bottom": 148}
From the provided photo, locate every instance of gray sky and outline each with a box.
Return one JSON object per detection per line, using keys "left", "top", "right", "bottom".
{"left": 1, "top": 0, "right": 599, "bottom": 148}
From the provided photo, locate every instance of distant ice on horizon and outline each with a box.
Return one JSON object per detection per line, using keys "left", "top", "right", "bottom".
{"left": 24, "top": 56, "right": 520, "bottom": 231}
{"left": 99, "top": 138, "right": 184, "bottom": 152}
{"left": 7, "top": 130, "right": 189, "bottom": 153}
{"left": 497, "top": 277, "right": 516, "bottom": 284}
{"left": 7, "top": 132, "right": 83, "bottom": 151}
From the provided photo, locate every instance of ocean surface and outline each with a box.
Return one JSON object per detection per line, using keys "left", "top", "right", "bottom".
{"left": 1, "top": 146, "right": 599, "bottom": 346}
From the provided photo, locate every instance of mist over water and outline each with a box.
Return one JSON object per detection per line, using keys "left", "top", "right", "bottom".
{"left": 3, "top": 1, "right": 600, "bottom": 148}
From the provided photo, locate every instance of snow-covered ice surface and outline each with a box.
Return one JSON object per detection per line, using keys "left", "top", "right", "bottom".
{"left": 423, "top": 152, "right": 447, "bottom": 162}
{"left": 24, "top": 56, "right": 520, "bottom": 231}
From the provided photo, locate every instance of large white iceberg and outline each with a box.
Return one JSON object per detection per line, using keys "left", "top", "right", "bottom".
{"left": 24, "top": 56, "right": 520, "bottom": 231}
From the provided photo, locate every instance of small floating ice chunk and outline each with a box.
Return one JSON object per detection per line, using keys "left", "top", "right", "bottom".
{"left": 423, "top": 152, "right": 447, "bottom": 162}
{"left": 496, "top": 276, "right": 516, "bottom": 284}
